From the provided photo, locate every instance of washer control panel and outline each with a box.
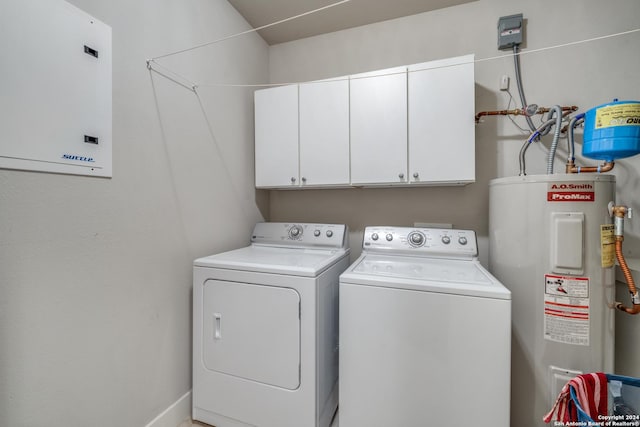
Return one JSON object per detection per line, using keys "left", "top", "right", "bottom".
{"left": 362, "top": 226, "right": 477, "bottom": 257}
{"left": 251, "top": 222, "right": 347, "bottom": 248}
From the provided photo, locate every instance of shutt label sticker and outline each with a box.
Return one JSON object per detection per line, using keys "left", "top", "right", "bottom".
{"left": 544, "top": 274, "right": 590, "bottom": 346}
{"left": 601, "top": 224, "right": 615, "bottom": 268}
{"left": 595, "top": 103, "right": 640, "bottom": 129}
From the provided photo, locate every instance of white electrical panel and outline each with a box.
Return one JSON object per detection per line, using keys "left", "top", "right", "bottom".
{"left": 0, "top": 0, "right": 112, "bottom": 177}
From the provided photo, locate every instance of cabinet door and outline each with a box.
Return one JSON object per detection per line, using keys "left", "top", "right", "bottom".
{"left": 254, "top": 85, "right": 299, "bottom": 188}
{"left": 299, "top": 78, "right": 350, "bottom": 186}
{"left": 350, "top": 67, "right": 408, "bottom": 185}
{"left": 408, "top": 55, "right": 475, "bottom": 184}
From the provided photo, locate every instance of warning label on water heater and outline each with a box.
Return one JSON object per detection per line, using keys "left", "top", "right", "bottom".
{"left": 601, "top": 224, "right": 616, "bottom": 268}
{"left": 544, "top": 274, "right": 590, "bottom": 346}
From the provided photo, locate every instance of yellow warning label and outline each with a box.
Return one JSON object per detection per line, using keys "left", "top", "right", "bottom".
{"left": 595, "top": 103, "right": 640, "bottom": 129}
{"left": 601, "top": 224, "right": 615, "bottom": 268}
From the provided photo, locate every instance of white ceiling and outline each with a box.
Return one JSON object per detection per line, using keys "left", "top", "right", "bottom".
{"left": 227, "top": 0, "right": 477, "bottom": 45}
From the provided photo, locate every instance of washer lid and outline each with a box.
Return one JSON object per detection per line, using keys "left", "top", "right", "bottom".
{"left": 340, "top": 254, "right": 511, "bottom": 300}
{"left": 194, "top": 245, "right": 349, "bottom": 277}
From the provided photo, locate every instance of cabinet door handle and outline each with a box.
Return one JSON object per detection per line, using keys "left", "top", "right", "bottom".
{"left": 214, "top": 313, "right": 222, "bottom": 340}
{"left": 398, "top": 173, "right": 405, "bottom": 179}
{"left": 290, "top": 177, "right": 296, "bottom": 183}
{"left": 413, "top": 172, "right": 419, "bottom": 179}
{"left": 301, "top": 177, "right": 307, "bottom": 183}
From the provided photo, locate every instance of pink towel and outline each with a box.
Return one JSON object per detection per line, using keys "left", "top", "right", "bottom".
{"left": 543, "top": 372, "right": 608, "bottom": 424}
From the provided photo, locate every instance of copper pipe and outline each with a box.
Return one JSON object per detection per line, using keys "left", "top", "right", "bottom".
{"left": 475, "top": 108, "right": 526, "bottom": 123}
{"left": 615, "top": 238, "right": 640, "bottom": 315}
{"left": 611, "top": 205, "right": 640, "bottom": 314}
{"left": 537, "top": 106, "right": 579, "bottom": 116}
{"left": 612, "top": 205, "right": 630, "bottom": 221}
{"left": 475, "top": 105, "right": 578, "bottom": 123}
{"left": 565, "top": 161, "right": 615, "bottom": 174}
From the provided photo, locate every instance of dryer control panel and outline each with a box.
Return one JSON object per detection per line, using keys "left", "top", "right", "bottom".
{"left": 251, "top": 222, "right": 347, "bottom": 249}
{"left": 362, "top": 226, "right": 477, "bottom": 258}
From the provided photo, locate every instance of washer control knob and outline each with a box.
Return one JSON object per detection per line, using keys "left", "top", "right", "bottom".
{"left": 409, "top": 232, "right": 424, "bottom": 246}
{"left": 441, "top": 235, "right": 451, "bottom": 245}
{"left": 314, "top": 230, "right": 321, "bottom": 237}
{"left": 289, "top": 225, "right": 303, "bottom": 239}
{"left": 386, "top": 233, "right": 393, "bottom": 241}
{"left": 326, "top": 230, "right": 334, "bottom": 238}
{"left": 458, "top": 236, "right": 468, "bottom": 245}
{"left": 371, "top": 233, "right": 379, "bottom": 241}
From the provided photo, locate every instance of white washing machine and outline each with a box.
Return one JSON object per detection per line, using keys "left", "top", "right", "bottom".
{"left": 193, "top": 222, "right": 350, "bottom": 427}
{"left": 339, "top": 226, "right": 511, "bottom": 427}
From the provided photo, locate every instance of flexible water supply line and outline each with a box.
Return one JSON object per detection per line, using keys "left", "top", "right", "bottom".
{"left": 513, "top": 45, "right": 537, "bottom": 133}
{"left": 567, "top": 114, "right": 585, "bottom": 164}
{"left": 546, "top": 105, "right": 564, "bottom": 174}
{"left": 519, "top": 117, "right": 563, "bottom": 175}
{"left": 611, "top": 204, "right": 640, "bottom": 315}
{"left": 616, "top": 241, "right": 640, "bottom": 314}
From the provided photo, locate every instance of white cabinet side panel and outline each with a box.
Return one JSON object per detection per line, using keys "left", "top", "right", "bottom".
{"left": 0, "top": 0, "right": 112, "bottom": 177}
{"left": 408, "top": 55, "right": 474, "bottom": 183}
{"left": 350, "top": 67, "right": 408, "bottom": 185}
{"left": 299, "top": 79, "right": 350, "bottom": 186}
{"left": 254, "top": 85, "right": 299, "bottom": 188}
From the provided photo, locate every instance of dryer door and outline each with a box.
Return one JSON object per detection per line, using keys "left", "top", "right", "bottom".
{"left": 202, "top": 280, "right": 301, "bottom": 390}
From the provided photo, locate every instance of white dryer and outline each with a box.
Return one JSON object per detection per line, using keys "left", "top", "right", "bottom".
{"left": 339, "top": 226, "right": 511, "bottom": 427}
{"left": 193, "top": 222, "right": 350, "bottom": 427}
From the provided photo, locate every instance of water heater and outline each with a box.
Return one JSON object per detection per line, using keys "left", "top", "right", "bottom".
{"left": 489, "top": 174, "right": 616, "bottom": 427}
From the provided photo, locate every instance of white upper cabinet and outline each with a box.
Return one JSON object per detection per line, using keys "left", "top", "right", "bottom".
{"left": 253, "top": 54, "right": 475, "bottom": 189}
{"left": 299, "top": 78, "right": 350, "bottom": 187}
{"left": 349, "top": 67, "right": 408, "bottom": 185}
{"left": 254, "top": 85, "right": 299, "bottom": 188}
{"left": 408, "top": 55, "right": 475, "bottom": 184}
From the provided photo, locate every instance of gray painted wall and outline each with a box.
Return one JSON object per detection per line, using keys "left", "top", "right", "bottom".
{"left": 268, "top": 0, "right": 640, "bottom": 375}
{"left": 0, "top": 0, "right": 268, "bottom": 426}
{"left": 2, "top": 1, "right": 640, "bottom": 426}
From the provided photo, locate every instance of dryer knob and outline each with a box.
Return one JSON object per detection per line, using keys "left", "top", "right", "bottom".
{"left": 326, "top": 230, "right": 334, "bottom": 238}
{"left": 371, "top": 233, "right": 379, "bottom": 241}
{"left": 386, "top": 234, "right": 393, "bottom": 241}
{"left": 289, "top": 225, "right": 303, "bottom": 239}
{"left": 441, "top": 235, "right": 451, "bottom": 245}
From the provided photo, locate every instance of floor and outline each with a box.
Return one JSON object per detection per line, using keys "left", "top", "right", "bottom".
{"left": 184, "top": 410, "right": 340, "bottom": 427}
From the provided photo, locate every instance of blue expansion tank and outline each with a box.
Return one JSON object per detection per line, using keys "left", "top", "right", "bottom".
{"left": 583, "top": 99, "right": 640, "bottom": 161}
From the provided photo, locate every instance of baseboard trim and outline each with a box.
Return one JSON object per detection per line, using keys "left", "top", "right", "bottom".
{"left": 145, "top": 390, "right": 192, "bottom": 427}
